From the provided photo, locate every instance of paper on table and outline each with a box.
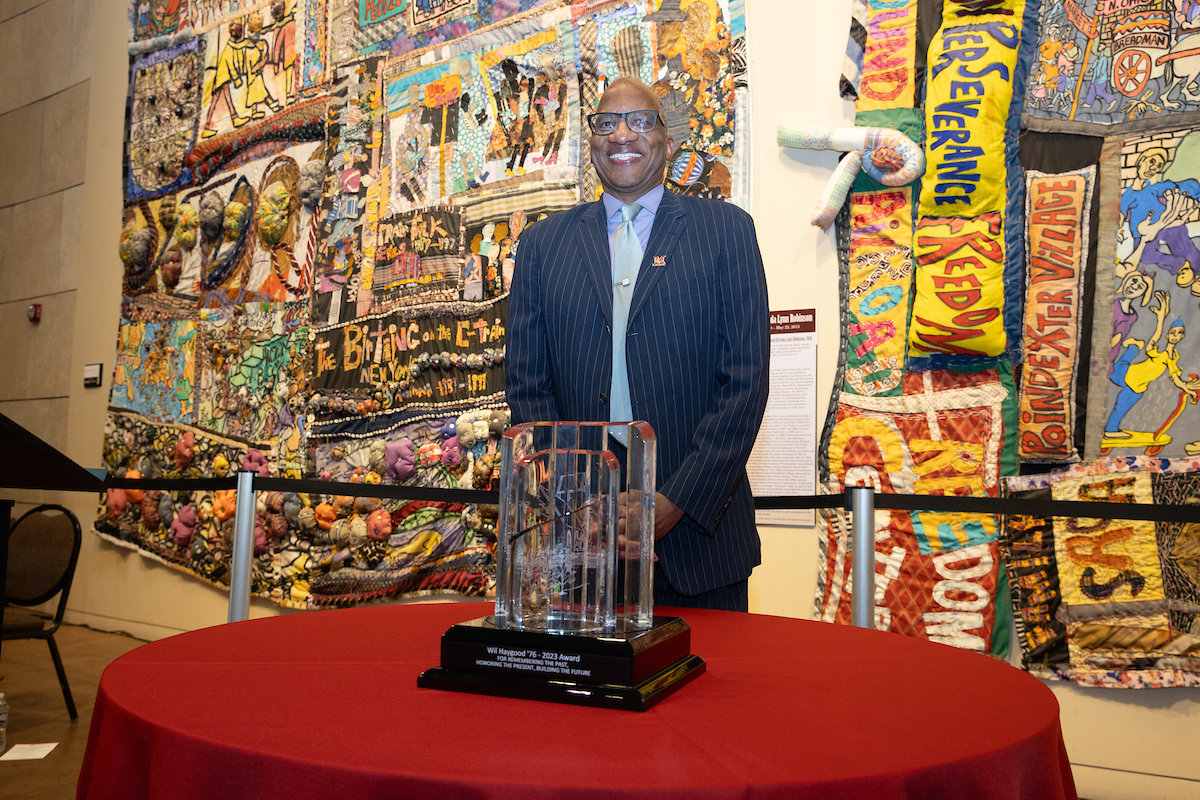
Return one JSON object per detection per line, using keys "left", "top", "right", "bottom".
{"left": 0, "top": 743, "right": 59, "bottom": 761}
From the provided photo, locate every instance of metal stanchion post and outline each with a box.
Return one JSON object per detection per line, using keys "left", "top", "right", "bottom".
{"left": 849, "top": 485, "right": 875, "bottom": 630}
{"left": 228, "top": 470, "right": 256, "bottom": 623}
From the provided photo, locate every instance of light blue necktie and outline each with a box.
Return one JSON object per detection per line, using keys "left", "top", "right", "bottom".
{"left": 610, "top": 203, "right": 643, "bottom": 444}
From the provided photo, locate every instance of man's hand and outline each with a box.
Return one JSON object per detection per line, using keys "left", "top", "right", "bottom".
{"left": 653, "top": 492, "right": 684, "bottom": 540}
{"left": 616, "top": 491, "right": 685, "bottom": 558}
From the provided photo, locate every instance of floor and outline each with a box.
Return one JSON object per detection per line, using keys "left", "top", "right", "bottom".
{"left": 0, "top": 623, "right": 146, "bottom": 800}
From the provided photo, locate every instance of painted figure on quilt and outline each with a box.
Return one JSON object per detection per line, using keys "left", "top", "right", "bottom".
{"left": 1106, "top": 290, "right": 1200, "bottom": 443}
{"left": 506, "top": 78, "right": 769, "bottom": 611}
{"left": 203, "top": 20, "right": 282, "bottom": 138}
{"left": 1082, "top": 41, "right": 1119, "bottom": 112}
{"left": 1112, "top": 265, "right": 1155, "bottom": 365}
{"left": 1026, "top": 0, "right": 1200, "bottom": 124}
{"left": 386, "top": 31, "right": 575, "bottom": 211}
{"left": 265, "top": 2, "right": 297, "bottom": 101}
{"left": 1104, "top": 130, "right": 1200, "bottom": 457}
{"left": 491, "top": 61, "right": 567, "bottom": 177}
{"left": 496, "top": 61, "right": 535, "bottom": 176}
{"left": 133, "top": 0, "right": 183, "bottom": 40}
{"left": 1118, "top": 161, "right": 1200, "bottom": 280}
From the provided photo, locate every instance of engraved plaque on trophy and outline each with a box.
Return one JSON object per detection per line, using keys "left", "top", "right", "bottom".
{"left": 418, "top": 421, "right": 705, "bottom": 711}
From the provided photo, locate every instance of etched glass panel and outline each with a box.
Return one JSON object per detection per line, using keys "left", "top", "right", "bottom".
{"left": 497, "top": 421, "right": 656, "bottom": 635}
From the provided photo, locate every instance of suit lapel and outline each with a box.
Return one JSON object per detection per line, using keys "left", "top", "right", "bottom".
{"left": 630, "top": 191, "right": 686, "bottom": 322}
{"left": 577, "top": 200, "right": 614, "bottom": 326}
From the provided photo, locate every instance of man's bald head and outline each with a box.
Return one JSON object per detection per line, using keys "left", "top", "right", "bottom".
{"left": 601, "top": 77, "right": 663, "bottom": 113}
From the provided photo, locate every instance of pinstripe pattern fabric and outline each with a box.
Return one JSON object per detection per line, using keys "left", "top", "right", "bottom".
{"left": 506, "top": 191, "right": 770, "bottom": 595}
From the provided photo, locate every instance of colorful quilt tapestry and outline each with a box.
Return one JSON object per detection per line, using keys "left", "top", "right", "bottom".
{"left": 460, "top": 184, "right": 580, "bottom": 300}
{"left": 103, "top": 0, "right": 754, "bottom": 609}
{"left": 126, "top": 39, "right": 203, "bottom": 200}
{"left": 1019, "top": 165, "right": 1095, "bottom": 462}
{"left": 310, "top": 296, "right": 507, "bottom": 404}
{"left": 111, "top": 297, "right": 199, "bottom": 424}
{"left": 821, "top": 0, "right": 1032, "bottom": 657}
{"left": 816, "top": 369, "right": 1012, "bottom": 654}
{"left": 853, "top": 0, "right": 919, "bottom": 111}
{"left": 1002, "top": 470, "right": 1071, "bottom": 677}
{"left": 382, "top": 6, "right": 580, "bottom": 212}
{"left": 908, "top": 0, "right": 1039, "bottom": 369}
{"left": 96, "top": 410, "right": 493, "bottom": 608}
{"left": 843, "top": 187, "right": 915, "bottom": 397}
{"left": 827, "top": 0, "right": 1200, "bottom": 684}
{"left": 1004, "top": 456, "right": 1200, "bottom": 688}
{"left": 195, "top": 300, "right": 310, "bottom": 446}
{"left": 1023, "top": 0, "right": 1200, "bottom": 133}
{"left": 371, "top": 206, "right": 466, "bottom": 310}
{"left": 1091, "top": 127, "right": 1200, "bottom": 460}
{"left": 311, "top": 56, "right": 389, "bottom": 327}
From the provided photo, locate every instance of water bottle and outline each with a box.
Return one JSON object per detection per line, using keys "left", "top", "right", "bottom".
{"left": 0, "top": 691, "right": 8, "bottom": 752}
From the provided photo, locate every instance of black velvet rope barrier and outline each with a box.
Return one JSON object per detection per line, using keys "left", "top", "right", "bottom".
{"left": 754, "top": 492, "right": 1200, "bottom": 524}
{"left": 104, "top": 474, "right": 500, "bottom": 505}
{"left": 103, "top": 474, "right": 1200, "bottom": 523}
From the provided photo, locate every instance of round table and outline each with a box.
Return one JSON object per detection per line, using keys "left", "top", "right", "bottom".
{"left": 77, "top": 603, "right": 1076, "bottom": 799}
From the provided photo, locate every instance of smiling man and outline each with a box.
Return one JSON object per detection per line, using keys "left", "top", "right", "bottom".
{"left": 506, "top": 77, "right": 769, "bottom": 610}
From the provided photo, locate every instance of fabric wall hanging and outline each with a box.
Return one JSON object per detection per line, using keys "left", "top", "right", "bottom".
{"left": 1002, "top": 456, "right": 1200, "bottom": 688}
{"left": 819, "top": 0, "right": 1032, "bottom": 658}
{"left": 829, "top": 0, "right": 1200, "bottom": 690}
{"left": 842, "top": 187, "right": 916, "bottom": 398}
{"left": 908, "top": 0, "right": 1039, "bottom": 368}
{"left": 111, "top": 296, "right": 200, "bottom": 425}
{"left": 1018, "top": 165, "right": 1095, "bottom": 462}
{"left": 102, "top": 0, "right": 754, "bottom": 610}
{"left": 1087, "top": 127, "right": 1200, "bottom": 461}
{"left": 1023, "top": 0, "right": 1200, "bottom": 134}
{"left": 1020, "top": 131, "right": 1105, "bottom": 463}
{"left": 383, "top": 7, "right": 580, "bottom": 213}
{"left": 816, "top": 369, "right": 1013, "bottom": 654}
{"left": 1001, "top": 470, "right": 1071, "bottom": 677}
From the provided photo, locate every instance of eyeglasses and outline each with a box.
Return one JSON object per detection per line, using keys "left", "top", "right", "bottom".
{"left": 587, "top": 110, "right": 663, "bottom": 135}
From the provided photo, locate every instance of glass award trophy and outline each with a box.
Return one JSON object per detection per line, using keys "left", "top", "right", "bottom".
{"left": 418, "top": 421, "right": 705, "bottom": 710}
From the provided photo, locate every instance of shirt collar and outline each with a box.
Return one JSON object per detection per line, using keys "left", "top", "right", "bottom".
{"left": 602, "top": 184, "right": 666, "bottom": 222}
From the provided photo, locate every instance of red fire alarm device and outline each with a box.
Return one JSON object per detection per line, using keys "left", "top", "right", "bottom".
{"left": 27, "top": 303, "right": 41, "bottom": 323}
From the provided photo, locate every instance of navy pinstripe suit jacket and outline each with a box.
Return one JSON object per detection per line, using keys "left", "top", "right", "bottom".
{"left": 506, "top": 190, "right": 770, "bottom": 595}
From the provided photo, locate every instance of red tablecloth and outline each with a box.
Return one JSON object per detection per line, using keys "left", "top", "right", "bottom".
{"left": 77, "top": 603, "right": 1076, "bottom": 800}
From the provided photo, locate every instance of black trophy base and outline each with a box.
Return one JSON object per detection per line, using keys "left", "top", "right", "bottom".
{"left": 417, "top": 615, "right": 706, "bottom": 711}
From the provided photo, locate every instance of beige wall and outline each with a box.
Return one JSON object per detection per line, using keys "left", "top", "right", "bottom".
{"left": 0, "top": 0, "right": 92, "bottom": 510}
{"left": 0, "top": 0, "right": 1196, "bottom": 796}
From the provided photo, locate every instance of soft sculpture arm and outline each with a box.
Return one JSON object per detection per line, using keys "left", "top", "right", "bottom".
{"left": 777, "top": 123, "right": 924, "bottom": 230}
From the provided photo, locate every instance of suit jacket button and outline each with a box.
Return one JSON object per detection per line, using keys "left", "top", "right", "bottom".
{"left": 599, "top": 393, "right": 608, "bottom": 403}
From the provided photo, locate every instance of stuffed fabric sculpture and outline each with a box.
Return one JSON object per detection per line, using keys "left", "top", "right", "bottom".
{"left": 777, "top": 124, "right": 925, "bottom": 229}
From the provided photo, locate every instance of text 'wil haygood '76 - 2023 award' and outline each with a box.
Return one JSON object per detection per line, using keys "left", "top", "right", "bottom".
{"left": 417, "top": 421, "right": 705, "bottom": 710}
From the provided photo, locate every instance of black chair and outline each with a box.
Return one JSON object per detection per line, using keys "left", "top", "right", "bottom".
{"left": 2, "top": 504, "right": 82, "bottom": 720}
